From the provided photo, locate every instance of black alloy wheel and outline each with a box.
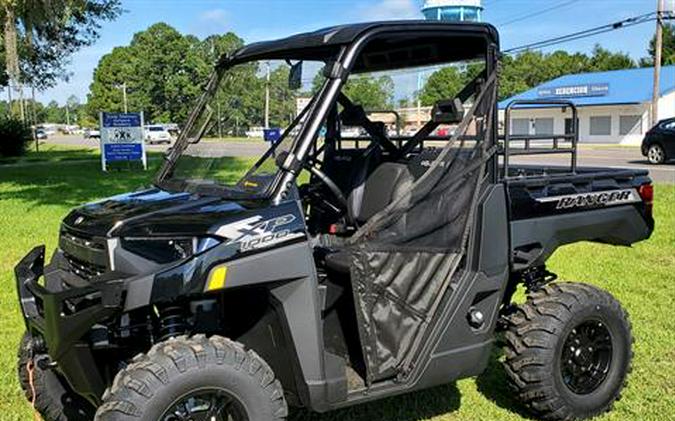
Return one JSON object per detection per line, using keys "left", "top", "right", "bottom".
{"left": 503, "top": 282, "right": 633, "bottom": 421}
{"left": 560, "top": 320, "right": 613, "bottom": 395}
{"left": 162, "top": 389, "right": 249, "bottom": 421}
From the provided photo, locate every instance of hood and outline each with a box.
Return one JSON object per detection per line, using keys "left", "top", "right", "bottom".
{"left": 63, "top": 188, "right": 255, "bottom": 238}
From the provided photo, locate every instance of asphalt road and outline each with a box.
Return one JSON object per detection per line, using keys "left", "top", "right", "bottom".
{"left": 46, "top": 135, "right": 675, "bottom": 184}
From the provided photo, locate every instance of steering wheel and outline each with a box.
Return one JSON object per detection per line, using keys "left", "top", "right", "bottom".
{"left": 276, "top": 152, "right": 348, "bottom": 209}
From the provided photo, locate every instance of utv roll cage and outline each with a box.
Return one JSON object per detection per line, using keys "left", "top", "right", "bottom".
{"left": 157, "top": 21, "right": 501, "bottom": 202}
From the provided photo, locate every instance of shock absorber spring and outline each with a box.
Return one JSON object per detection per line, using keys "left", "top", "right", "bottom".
{"left": 158, "top": 306, "right": 187, "bottom": 341}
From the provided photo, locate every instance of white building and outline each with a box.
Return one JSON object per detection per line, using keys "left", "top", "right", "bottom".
{"left": 499, "top": 66, "right": 675, "bottom": 145}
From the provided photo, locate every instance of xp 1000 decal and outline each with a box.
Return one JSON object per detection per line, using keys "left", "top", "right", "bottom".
{"left": 536, "top": 189, "right": 641, "bottom": 210}
{"left": 215, "top": 214, "right": 304, "bottom": 251}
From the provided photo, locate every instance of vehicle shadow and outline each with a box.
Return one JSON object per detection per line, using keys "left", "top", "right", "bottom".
{"left": 474, "top": 347, "right": 534, "bottom": 420}
{"left": 627, "top": 159, "right": 674, "bottom": 166}
{"left": 289, "top": 382, "right": 461, "bottom": 421}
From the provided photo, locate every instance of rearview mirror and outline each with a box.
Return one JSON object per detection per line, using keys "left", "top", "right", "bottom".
{"left": 289, "top": 61, "right": 303, "bottom": 91}
{"left": 432, "top": 98, "right": 465, "bottom": 124}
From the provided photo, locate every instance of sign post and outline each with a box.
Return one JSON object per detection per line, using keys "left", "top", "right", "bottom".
{"left": 100, "top": 112, "right": 147, "bottom": 171}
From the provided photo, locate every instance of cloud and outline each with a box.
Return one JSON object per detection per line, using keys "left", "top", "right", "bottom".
{"left": 356, "top": 0, "right": 422, "bottom": 21}
{"left": 193, "top": 8, "right": 230, "bottom": 36}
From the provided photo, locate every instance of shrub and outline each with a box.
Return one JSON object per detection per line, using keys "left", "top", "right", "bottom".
{"left": 0, "top": 117, "right": 32, "bottom": 157}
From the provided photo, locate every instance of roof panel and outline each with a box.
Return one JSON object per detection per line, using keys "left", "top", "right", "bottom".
{"left": 227, "top": 20, "right": 499, "bottom": 65}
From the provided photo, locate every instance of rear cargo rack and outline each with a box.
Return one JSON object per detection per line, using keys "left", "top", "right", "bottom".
{"left": 501, "top": 100, "right": 578, "bottom": 180}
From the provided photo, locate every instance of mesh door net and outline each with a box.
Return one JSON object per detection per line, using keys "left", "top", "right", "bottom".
{"left": 346, "top": 72, "right": 498, "bottom": 382}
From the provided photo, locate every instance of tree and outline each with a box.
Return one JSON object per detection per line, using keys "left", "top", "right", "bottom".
{"left": 641, "top": 23, "right": 675, "bottom": 66}
{"left": 311, "top": 70, "right": 394, "bottom": 111}
{"left": 419, "top": 66, "right": 466, "bottom": 106}
{"left": 587, "top": 45, "right": 636, "bottom": 71}
{"left": 0, "top": 0, "right": 122, "bottom": 113}
{"left": 88, "top": 23, "right": 244, "bottom": 124}
{"left": 267, "top": 65, "right": 296, "bottom": 127}
{"left": 343, "top": 75, "right": 394, "bottom": 110}
{"left": 496, "top": 47, "right": 635, "bottom": 100}
{"left": 43, "top": 100, "right": 63, "bottom": 123}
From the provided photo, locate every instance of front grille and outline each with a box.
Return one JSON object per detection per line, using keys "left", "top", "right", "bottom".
{"left": 63, "top": 253, "right": 107, "bottom": 280}
{"left": 60, "top": 227, "right": 109, "bottom": 281}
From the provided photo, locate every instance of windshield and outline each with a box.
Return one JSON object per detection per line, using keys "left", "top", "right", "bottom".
{"left": 148, "top": 127, "right": 164, "bottom": 132}
{"left": 158, "top": 59, "right": 326, "bottom": 198}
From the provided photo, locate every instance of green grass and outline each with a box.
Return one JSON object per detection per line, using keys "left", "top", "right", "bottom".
{"left": 0, "top": 143, "right": 100, "bottom": 165}
{"left": 0, "top": 152, "right": 673, "bottom": 420}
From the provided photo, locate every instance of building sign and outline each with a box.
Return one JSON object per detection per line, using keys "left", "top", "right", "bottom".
{"left": 538, "top": 83, "right": 610, "bottom": 99}
{"left": 100, "top": 112, "right": 147, "bottom": 171}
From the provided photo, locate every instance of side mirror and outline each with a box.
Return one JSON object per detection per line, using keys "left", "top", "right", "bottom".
{"left": 289, "top": 61, "right": 303, "bottom": 91}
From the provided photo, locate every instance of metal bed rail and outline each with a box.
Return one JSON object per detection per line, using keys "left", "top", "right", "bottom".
{"left": 501, "top": 99, "right": 579, "bottom": 179}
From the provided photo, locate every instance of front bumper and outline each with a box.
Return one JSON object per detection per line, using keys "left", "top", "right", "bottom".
{"left": 15, "top": 246, "right": 125, "bottom": 403}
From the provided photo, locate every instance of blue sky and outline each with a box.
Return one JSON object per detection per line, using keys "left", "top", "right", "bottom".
{"left": 36, "top": 0, "right": 657, "bottom": 105}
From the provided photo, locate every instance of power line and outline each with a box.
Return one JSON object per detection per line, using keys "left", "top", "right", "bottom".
{"left": 497, "top": 0, "right": 581, "bottom": 27}
{"left": 504, "top": 12, "right": 659, "bottom": 54}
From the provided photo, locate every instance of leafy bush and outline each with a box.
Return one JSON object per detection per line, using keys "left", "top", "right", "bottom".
{"left": 0, "top": 117, "right": 32, "bottom": 157}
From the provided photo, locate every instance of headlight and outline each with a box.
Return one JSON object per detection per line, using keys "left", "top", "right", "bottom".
{"left": 121, "top": 237, "right": 221, "bottom": 264}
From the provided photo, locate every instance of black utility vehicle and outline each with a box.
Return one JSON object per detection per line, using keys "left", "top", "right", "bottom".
{"left": 642, "top": 117, "right": 675, "bottom": 164}
{"left": 16, "top": 22, "right": 654, "bottom": 421}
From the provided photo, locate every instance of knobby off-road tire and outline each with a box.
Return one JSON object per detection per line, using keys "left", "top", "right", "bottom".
{"left": 95, "top": 335, "right": 287, "bottom": 421}
{"left": 17, "top": 333, "right": 96, "bottom": 421}
{"left": 503, "top": 283, "right": 633, "bottom": 421}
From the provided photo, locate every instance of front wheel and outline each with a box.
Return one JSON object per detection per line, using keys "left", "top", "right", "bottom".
{"left": 503, "top": 283, "right": 632, "bottom": 421}
{"left": 96, "top": 335, "right": 287, "bottom": 421}
{"left": 17, "top": 333, "right": 96, "bottom": 421}
{"left": 647, "top": 144, "right": 666, "bottom": 164}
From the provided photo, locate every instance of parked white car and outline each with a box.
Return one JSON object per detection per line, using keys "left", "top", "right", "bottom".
{"left": 84, "top": 128, "right": 101, "bottom": 140}
{"left": 145, "top": 125, "right": 172, "bottom": 145}
{"left": 245, "top": 127, "right": 265, "bottom": 139}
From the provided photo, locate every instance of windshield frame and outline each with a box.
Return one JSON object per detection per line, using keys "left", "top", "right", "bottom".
{"left": 155, "top": 24, "right": 498, "bottom": 202}
{"left": 154, "top": 58, "right": 333, "bottom": 200}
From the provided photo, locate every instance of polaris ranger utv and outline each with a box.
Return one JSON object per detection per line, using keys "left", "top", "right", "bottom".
{"left": 16, "top": 21, "right": 654, "bottom": 421}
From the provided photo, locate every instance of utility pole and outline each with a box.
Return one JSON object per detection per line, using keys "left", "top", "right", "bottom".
{"left": 116, "top": 82, "right": 128, "bottom": 113}
{"left": 217, "top": 102, "right": 223, "bottom": 140}
{"left": 122, "top": 82, "right": 128, "bottom": 114}
{"left": 18, "top": 84, "right": 25, "bottom": 122}
{"left": 31, "top": 87, "right": 39, "bottom": 152}
{"left": 265, "top": 61, "right": 271, "bottom": 129}
{"left": 652, "top": 0, "right": 664, "bottom": 126}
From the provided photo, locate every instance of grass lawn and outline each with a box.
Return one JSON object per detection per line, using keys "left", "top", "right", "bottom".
{"left": 0, "top": 143, "right": 100, "bottom": 165}
{"left": 0, "top": 155, "right": 673, "bottom": 421}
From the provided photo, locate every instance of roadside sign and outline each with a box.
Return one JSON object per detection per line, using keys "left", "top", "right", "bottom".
{"left": 263, "top": 128, "right": 282, "bottom": 143}
{"left": 100, "top": 112, "right": 147, "bottom": 171}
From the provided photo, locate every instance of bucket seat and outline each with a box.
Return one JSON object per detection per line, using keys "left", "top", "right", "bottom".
{"left": 325, "top": 162, "right": 414, "bottom": 273}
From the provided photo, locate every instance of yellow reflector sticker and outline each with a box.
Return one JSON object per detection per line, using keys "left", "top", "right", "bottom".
{"left": 207, "top": 266, "right": 227, "bottom": 291}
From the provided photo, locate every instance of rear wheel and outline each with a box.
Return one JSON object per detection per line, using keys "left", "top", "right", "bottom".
{"left": 647, "top": 144, "right": 666, "bottom": 164}
{"left": 17, "top": 333, "right": 96, "bottom": 421}
{"left": 95, "top": 335, "right": 287, "bottom": 421}
{"left": 503, "top": 283, "right": 632, "bottom": 421}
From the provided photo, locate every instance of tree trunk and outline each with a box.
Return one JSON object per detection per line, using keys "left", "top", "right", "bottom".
{"left": 4, "top": 2, "right": 21, "bottom": 119}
